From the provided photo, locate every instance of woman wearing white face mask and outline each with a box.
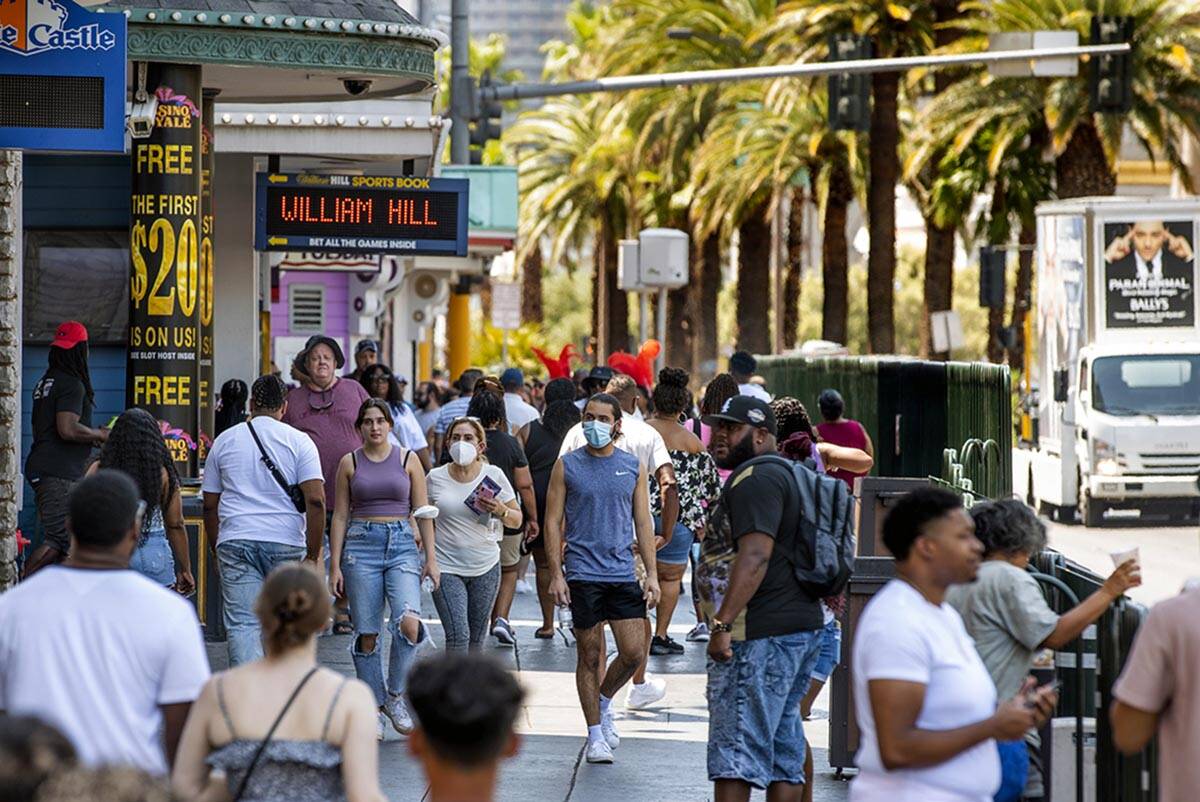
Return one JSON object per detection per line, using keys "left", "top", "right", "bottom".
{"left": 426, "top": 417, "right": 522, "bottom": 651}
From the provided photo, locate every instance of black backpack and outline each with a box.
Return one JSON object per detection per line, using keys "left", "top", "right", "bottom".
{"left": 734, "top": 454, "right": 857, "bottom": 598}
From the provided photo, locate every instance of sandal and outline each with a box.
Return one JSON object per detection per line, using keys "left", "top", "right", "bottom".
{"left": 534, "top": 627, "right": 555, "bottom": 639}
{"left": 333, "top": 614, "right": 354, "bottom": 635}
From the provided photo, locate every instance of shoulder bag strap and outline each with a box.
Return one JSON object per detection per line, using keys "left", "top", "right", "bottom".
{"left": 246, "top": 420, "right": 295, "bottom": 499}
{"left": 230, "top": 667, "right": 320, "bottom": 802}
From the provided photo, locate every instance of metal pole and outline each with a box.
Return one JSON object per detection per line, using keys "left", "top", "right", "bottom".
{"left": 639, "top": 292, "right": 650, "bottom": 344}
{"left": 482, "top": 43, "right": 1130, "bottom": 102}
{"left": 449, "top": 0, "right": 470, "bottom": 164}
{"left": 656, "top": 287, "right": 667, "bottom": 374}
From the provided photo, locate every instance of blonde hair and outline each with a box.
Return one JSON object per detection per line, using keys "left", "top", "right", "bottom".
{"left": 447, "top": 417, "right": 488, "bottom": 463}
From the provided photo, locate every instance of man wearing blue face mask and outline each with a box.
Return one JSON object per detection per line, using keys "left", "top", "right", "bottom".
{"left": 543, "top": 393, "right": 661, "bottom": 765}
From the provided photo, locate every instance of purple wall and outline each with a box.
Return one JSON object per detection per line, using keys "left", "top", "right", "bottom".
{"left": 271, "top": 270, "right": 351, "bottom": 340}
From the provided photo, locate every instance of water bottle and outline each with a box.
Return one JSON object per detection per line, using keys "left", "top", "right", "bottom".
{"left": 421, "top": 576, "right": 435, "bottom": 594}
{"left": 488, "top": 515, "right": 504, "bottom": 542}
{"left": 557, "top": 604, "right": 573, "bottom": 632}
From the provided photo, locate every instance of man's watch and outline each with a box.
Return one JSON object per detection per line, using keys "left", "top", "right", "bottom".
{"left": 711, "top": 618, "right": 733, "bottom": 634}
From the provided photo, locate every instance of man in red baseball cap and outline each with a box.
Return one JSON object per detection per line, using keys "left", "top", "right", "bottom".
{"left": 23, "top": 321, "right": 109, "bottom": 578}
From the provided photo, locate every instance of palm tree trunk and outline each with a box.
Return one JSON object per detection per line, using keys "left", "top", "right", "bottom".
{"left": 1007, "top": 217, "right": 1036, "bottom": 372}
{"left": 867, "top": 71, "right": 900, "bottom": 354}
{"left": 823, "top": 156, "right": 852, "bottom": 345}
{"left": 783, "top": 187, "right": 804, "bottom": 351}
{"left": 1056, "top": 121, "right": 1116, "bottom": 198}
{"left": 592, "top": 229, "right": 603, "bottom": 357}
{"left": 692, "top": 233, "right": 721, "bottom": 377}
{"left": 737, "top": 201, "right": 772, "bottom": 355}
{"left": 520, "top": 245, "right": 543, "bottom": 324}
{"left": 601, "top": 219, "right": 629, "bottom": 356}
{"left": 666, "top": 285, "right": 693, "bottom": 374}
{"left": 920, "top": 223, "right": 955, "bottom": 359}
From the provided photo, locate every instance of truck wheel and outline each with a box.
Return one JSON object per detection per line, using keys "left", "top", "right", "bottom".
{"left": 1079, "top": 488, "right": 1105, "bottom": 528}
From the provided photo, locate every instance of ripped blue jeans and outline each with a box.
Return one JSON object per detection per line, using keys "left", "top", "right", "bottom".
{"left": 342, "top": 519, "right": 428, "bottom": 705}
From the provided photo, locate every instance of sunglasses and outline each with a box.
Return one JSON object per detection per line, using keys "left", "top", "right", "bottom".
{"left": 308, "top": 388, "right": 334, "bottom": 411}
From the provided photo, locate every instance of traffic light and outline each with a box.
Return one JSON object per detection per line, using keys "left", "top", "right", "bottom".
{"left": 979, "top": 246, "right": 1007, "bottom": 309}
{"left": 1089, "top": 16, "right": 1133, "bottom": 114}
{"left": 469, "top": 70, "right": 504, "bottom": 164}
{"left": 827, "top": 34, "right": 872, "bottom": 132}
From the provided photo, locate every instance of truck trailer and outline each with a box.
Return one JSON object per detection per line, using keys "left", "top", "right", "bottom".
{"left": 1014, "top": 197, "right": 1200, "bottom": 525}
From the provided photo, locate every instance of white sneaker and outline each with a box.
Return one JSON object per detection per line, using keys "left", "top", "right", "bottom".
{"left": 492, "top": 616, "right": 516, "bottom": 646}
{"left": 516, "top": 578, "right": 533, "bottom": 595}
{"left": 625, "top": 676, "right": 667, "bottom": 710}
{"left": 376, "top": 712, "right": 386, "bottom": 741}
{"left": 601, "top": 711, "right": 620, "bottom": 749}
{"left": 585, "top": 737, "right": 614, "bottom": 764}
{"left": 383, "top": 694, "right": 413, "bottom": 735}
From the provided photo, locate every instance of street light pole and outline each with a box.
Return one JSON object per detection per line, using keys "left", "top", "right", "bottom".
{"left": 449, "top": 0, "right": 470, "bottom": 164}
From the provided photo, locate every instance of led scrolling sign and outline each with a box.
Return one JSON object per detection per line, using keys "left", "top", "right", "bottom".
{"left": 254, "top": 173, "right": 469, "bottom": 256}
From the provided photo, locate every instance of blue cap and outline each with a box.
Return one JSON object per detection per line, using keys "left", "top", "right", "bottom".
{"left": 500, "top": 368, "right": 524, "bottom": 389}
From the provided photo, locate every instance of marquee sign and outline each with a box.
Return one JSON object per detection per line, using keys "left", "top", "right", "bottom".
{"left": 254, "top": 173, "right": 469, "bottom": 256}
{"left": 0, "top": 0, "right": 126, "bottom": 152}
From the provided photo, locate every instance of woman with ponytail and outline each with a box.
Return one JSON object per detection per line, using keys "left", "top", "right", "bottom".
{"left": 172, "top": 563, "right": 385, "bottom": 802}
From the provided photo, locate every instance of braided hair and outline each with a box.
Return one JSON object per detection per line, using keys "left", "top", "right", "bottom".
{"left": 96, "top": 408, "right": 178, "bottom": 517}
{"left": 770, "top": 396, "right": 819, "bottom": 462}
{"left": 251, "top": 374, "right": 288, "bottom": 412}
{"left": 700, "top": 373, "right": 738, "bottom": 416}
{"left": 48, "top": 342, "right": 94, "bottom": 403}
{"left": 215, "top": 379, "right": 248, "bottom": 437}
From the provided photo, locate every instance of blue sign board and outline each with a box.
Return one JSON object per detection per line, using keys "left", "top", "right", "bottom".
{"left": 255, "top": 173, "right": 470, "bottom": 257}
{"left": 0, "top": 0, "right": 127, "bottom": 152}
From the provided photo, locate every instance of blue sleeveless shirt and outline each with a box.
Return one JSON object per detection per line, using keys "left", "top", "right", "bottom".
{"left": 561, "top": 446, "right": 640, "bottom": 583}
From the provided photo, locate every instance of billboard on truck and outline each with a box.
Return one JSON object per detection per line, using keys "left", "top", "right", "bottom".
{"left": 1102, "top": 219, "right": 1196, "bottom": 329}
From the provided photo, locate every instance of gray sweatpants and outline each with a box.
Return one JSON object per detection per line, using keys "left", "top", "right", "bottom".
{"left": 430, "top": 563, "right": 501, "bottom": 651}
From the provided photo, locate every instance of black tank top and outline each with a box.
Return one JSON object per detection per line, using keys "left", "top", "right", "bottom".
{"left": 525, "top": 420, "right": 563, "bottom": 526}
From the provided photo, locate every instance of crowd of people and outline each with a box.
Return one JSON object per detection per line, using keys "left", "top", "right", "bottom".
{"left": 3, "top": 324, "right": 1194, "bottom": 802}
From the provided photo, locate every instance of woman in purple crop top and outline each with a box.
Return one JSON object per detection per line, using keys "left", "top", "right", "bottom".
{"left": 328, "top": 398, "right": 439, "bottom": 740}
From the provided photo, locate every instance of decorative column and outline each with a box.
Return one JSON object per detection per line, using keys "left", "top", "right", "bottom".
{"left": 198, "top": 89, "right": 217, "bottom": 460}
{"left": 0, "top": 150, "right": 21, "bottom": 591}
{"left": 128, "top": 64, "right": 203, "bottom": 477}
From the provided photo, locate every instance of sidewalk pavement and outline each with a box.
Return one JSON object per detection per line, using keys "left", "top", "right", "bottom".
{"left": 205, "top": 574, "right": 852, "bottom": 802}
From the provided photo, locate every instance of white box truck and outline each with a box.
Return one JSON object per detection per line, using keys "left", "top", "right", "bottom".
{"left": 1014, "top": 197, "right": 1200, "bottom": 525}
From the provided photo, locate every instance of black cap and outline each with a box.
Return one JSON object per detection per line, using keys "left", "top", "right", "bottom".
{"left": 298, "top": 335, "right": 346, "bottom": 369}
{"left": 703, "top": 395, "right": 777, "bottom": 436}
{"left": 587, "top": 365, "right": 614, "bottom": 383}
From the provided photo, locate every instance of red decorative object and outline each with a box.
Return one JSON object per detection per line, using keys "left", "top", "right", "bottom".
{"left": 532, "top": 344, "right": 578, "bottom": 379}
{"left": 607, "top": 340, "right": 661, "bottom": 389}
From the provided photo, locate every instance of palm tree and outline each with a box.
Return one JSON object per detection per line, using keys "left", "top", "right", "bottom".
{"left": 775, "top": 0, "right": 938, "bottom": 354}
{"left": 943, "top": 0, "right": 1200, "bottom": 199}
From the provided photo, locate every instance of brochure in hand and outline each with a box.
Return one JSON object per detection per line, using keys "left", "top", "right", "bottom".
{"left": 464, "top": 475, "right": 504, "bottom": 520}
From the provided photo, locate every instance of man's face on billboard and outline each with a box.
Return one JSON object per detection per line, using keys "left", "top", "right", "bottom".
{"left": 1132, "top": 221, "right": 1167, "bottom": 262}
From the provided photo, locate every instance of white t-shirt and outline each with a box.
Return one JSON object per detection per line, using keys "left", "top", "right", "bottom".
{"left": 0, "top": 567, "right": 210, "bottom": 775}
{"left": 559, "top": 415, "right": 672, "bottom": 475}
{"left": 201, "top": 417, "right": 324, "bottom": 547}
{"left": 389, "top": 403, "right": 429, "bottom": 451}
{"left": 739, "top": 382, "right": 773, "bottom": 402}
{"left": 427, "top": 463, "right": 516, "bottom": 577}
{"left": 504, "top": 393, "right": 540, "bottom": 434}
{"left": 851, "top": 580, "right": 1000, "bottom": 802}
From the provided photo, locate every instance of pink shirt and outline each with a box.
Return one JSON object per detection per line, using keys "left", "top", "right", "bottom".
{"left": 1113, "top": 588, "right": 1200, "bottom": 802}
{"left": 282, "top": 379, "right": 369, "bottom": 507}
{"left": 816, "top": 419, "right": 870, "bottom": 489}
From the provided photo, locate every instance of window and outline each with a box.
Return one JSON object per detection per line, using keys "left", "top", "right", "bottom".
{"left": 23, "top": 230, "right": 128, "bottom": 345}
{"left": 1092, "top": 355, "right": 1200, "bottom": 416}
{"left": 288, "top": 283, "right": 326, "bottom": 333}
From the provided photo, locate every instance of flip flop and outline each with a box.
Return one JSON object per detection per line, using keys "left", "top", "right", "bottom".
{"left": 534, "top": 627, "right": 555, "bottom": 639}
{"left": 333, "top": 614, "right": 354, "bottom": 635}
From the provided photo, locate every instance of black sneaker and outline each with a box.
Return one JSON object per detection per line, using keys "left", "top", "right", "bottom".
{"left": 651, "top": 635, "right": 685, "bottom": 655}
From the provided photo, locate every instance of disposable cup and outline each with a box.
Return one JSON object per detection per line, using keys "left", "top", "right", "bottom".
{"left": 1110, "top": 546, "right": 1139, "bottom": 568}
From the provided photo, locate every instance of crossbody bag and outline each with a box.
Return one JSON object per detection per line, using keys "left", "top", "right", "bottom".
{"left": 246, "top": 420, "right": 307, "bottom": 514}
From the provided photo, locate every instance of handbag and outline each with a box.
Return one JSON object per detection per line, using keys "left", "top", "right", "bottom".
{"left": 993, "top": 738, "right": 1029, "bottom": 802}
{"left": 230, "top": 667, "right": 319, "bottom": 802}
{"left": 246, "top": 420, "right": 307, "bottom": 514}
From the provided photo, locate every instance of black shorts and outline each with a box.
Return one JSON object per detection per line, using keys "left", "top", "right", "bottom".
{"left": 32, "top": 476, "right": 74, "bottom": 553}
{"left": 569, "top": 581, "right": 646, "bottom": 630}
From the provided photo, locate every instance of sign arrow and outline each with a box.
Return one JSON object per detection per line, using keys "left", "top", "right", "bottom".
{"left": 267, "top": 237, "right": 288, "bottom": 246}
{"left": 267, "top": 175, "right": 288, "bottom": 184}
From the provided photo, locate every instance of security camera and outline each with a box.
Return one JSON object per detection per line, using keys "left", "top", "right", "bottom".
{"left": 127, "top": 96, "right": 159, "bottom": 139}
{"left": 343, "top": 79, "right": 373, "bottom": 96}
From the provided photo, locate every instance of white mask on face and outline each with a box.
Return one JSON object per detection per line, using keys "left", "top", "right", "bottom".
{"left": 449, "top": 441, "right": 478, "bottom": 466}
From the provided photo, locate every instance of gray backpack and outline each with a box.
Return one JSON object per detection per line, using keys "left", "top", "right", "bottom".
{"left": 739, "top": 454, "right": 857, "bottom": 598}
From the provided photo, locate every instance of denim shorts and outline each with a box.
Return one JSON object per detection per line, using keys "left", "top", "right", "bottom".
{"left": 810, "top": 619, "right": 842, "bottom": 683}
{"left": 129, "top": 529, "right": 175, "bottom": 586}
{"left": 707, "top": 629, "right": 822, "bottom": 789}
{"left": 652, "top": 516, "right": 694, "bottom": 566}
